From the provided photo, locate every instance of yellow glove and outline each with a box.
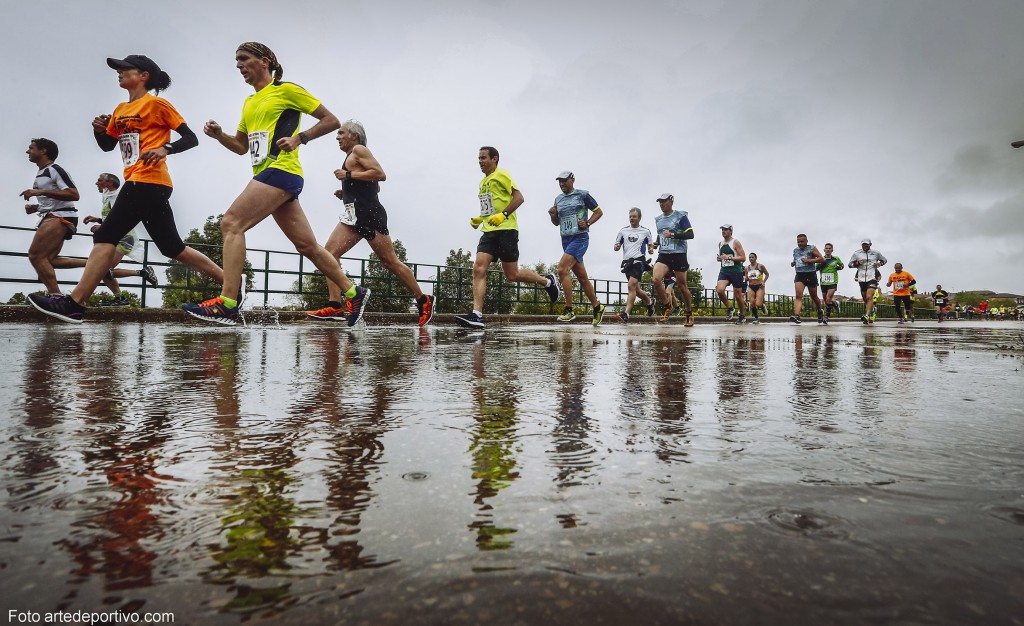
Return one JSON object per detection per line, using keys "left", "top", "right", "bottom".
{"left": 487, "top": 212, "right": 507, "bottom": 227}
{"left": 470, "top": 215, "right": 484, "bottom": 228}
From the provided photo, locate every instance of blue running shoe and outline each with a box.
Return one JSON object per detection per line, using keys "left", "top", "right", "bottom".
{"left": 454, "top": 311, "right": 485, "bottom": 329}
{"left": 182, "top": 296, "right": 238, "bottom": 325}
{"left": 347, "top": 286, "right": 371, "bottom": 327}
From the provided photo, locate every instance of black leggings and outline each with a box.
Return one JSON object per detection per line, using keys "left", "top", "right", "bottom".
{"left": 93, "top": 181, "right": 186, "bottom": 258}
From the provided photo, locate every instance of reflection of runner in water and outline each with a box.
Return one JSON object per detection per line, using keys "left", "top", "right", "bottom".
{"left": 817, "top": 243, "right": 843, "bottom": 323}
{"left": 306, "top": 120, "right": 435, "bottom": 326}
{"left": 745, "top": 252, "right": 769, "bottom": 324}
{"left": 849, "top": 238, "right": 887, "bottom": 325}
{"left": 184, "top": 42, "right": 366, "bottom": 327}
{"left": 30, "top": 55, "right": 223, "bottom": 323}
{"left": 715, "top": 224, "right": 747, "bottom": 324}
{"left": 58, "top": 173, "right": 159, "bottom": 306}
{"left": 613, "top": 207, "right": 654, "bottom": 322}
{"left": 548, "top": 171, "right": 604, "bottom": 326}
{"left": 455, "top": 146, "right": 559, "bottom": 329}
{"left": 22, "top": 137, "right": 80, "bottom": 296}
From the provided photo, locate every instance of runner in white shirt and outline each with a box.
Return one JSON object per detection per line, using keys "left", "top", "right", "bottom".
{"left": 613, "top": 207, "right": 655, "bottom": 322}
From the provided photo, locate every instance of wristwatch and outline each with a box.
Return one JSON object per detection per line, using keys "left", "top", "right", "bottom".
{"left": 299, "top": 132, "right": 309, "bottom": 145}
{"left": 162, "top": 142, "right": 175, "bottom": 154}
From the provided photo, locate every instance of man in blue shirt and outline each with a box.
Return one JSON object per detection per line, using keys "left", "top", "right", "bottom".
{"left": 651, "top": 193, "right": 695, "bottom": 326}
{"left": 548, "top": 171, "right": 604, "bottom": 325}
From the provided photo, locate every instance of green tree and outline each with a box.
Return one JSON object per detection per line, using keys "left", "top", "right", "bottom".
{"left": 288, "top": 271, "right": 328, "bottom": 311}
{"left": 162, "top": 215, "right": 253, "bottom": 308}
{"left": 6, "top": 292, "right": 28, "bottom": 305}
{"left": 364, "top": 240, "right": 415, "bottom": 312}
{"left": 435, "top": 248, "right": 474, "bottom": 313}
{"left": 513, "top": 261, "right": 560, "bottom": 314}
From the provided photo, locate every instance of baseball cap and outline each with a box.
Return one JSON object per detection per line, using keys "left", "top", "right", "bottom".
{"left": 555, "top": 170, "right": 574, "bottom": 180}
{"left": 107, "top": 55, "right": 162, "bottom": 75}
{"left": 720, "top": 223, "right": 733, "bottom": 230}
{"left": 861, "top": 238, "right": 872, "bottom": 245}
{"left": 656, "top": 193, "right": 673, "bottom": 202}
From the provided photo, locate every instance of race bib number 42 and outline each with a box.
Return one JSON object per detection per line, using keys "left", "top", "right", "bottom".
{"left": 119, "top": 133, "right": 140, "bottom": 167}
{"left": 249, "top": 131, "right": 270, "bottom": 166}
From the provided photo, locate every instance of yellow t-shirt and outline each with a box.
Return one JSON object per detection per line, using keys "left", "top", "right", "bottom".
{"left": 478, "top": 168, "right": 519, "bottom": 232}
{"left": 888, "top": 271, "right": 915, "bottom": 297}
{"left": 237, "top": 81, "right": 321, "bottom": 177}
{"left": 106, "top": 93, "right": 185, "bottom": 187}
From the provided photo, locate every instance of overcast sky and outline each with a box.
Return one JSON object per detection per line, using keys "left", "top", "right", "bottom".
{"left": 4, "top": 0, "right": 1024, "bottom": 303}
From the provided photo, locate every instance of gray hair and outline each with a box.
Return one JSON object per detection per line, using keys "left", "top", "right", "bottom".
{"left": 341, "top": 119, "right": 367, "bottom": 146}
{"left": 628, "top": 207, "right": 641, "bottom": 218}
{"left": 99, "top": 173, "right": 121, "bottom": 190}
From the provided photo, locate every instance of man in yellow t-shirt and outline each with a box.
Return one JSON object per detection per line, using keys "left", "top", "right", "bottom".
{"left": 454, "top": 146, "right": 560, "bottom": 329}
{"left": 886, "top": 263, "right": 917, "bottom": 324}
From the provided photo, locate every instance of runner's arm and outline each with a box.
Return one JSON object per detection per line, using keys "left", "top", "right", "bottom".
{"left": 807, "top": 246, "right": 824, "bottom": 264}
{"left": 21, "top": 187, "right": 79, "bottom": 202}
{"left": 548, "top": 205, "right": 558, "bottom": 226}
{"left": 584, "top": 207, "right": 603, "bottom": 229}
{"left": 348, "top": 145, "right": 386, "bottom": 182}
{"left": 760, "top": 264, "right": 769, "bottom": 282}
{"left": 504, "top": 189, "right": 525, "bottom": 215}
{"left": 163, "top": 123, "right": 199, "bottom": 154}
{"left": 731, "top": 240, "right": 746, "bottom": 263}
{"left": 204, "top": 121, "right": 248, "bottom": 155}
{"left": 677, "top": 215, "right": 694, "bottom": 240}
{"left": 275, "top": 104, "right": 341, "bottom": 152}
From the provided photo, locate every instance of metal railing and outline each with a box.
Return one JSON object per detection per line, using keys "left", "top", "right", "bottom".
{"left": 0, "top": 224, "right": 931, "bottom": 319}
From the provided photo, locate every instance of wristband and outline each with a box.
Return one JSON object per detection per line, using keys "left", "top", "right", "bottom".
{"left": 299, "top": 132, "right": 309, "bottom": 145}
{"left": 163, "top": 142, "right": 175, "bottom": 154}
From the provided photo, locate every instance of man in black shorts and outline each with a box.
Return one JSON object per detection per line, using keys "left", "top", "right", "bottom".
{"left": 455, "top": 146, "right": 558, "bottom": 328}
{"left": 790, "top": 233, "right": 824, "bottom": 324}
{"left": 651, "top": 193, "right": 695, "bottom": 326}
{"left": 22, "top": 138, "right": 80, "bottom": 295}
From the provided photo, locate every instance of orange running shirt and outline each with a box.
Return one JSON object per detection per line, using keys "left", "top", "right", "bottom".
{"left": 105, "top": 93, "right": 186, "bottom": 187}
{"left": 888, "top": 271, "right": 915, "bottom": 297}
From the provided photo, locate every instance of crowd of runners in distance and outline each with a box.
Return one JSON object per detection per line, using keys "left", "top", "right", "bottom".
{"left": 21, "top": 45, "right": 1020, "bottom": 328}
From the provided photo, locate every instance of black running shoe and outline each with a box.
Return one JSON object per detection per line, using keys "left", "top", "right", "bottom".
{"left": 29, "top": 293, "right": 85, "bottom": 324}
{"left": 140, "top": 265, "right": 159, "bottom": 287}
{"left": 544, "top": 274, "right": 560, "bottom": 303}
{"left": 454, "top": 311, "right": 485, "bottom": 329}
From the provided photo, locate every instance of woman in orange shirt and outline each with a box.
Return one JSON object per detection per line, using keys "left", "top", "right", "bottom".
{"left": 29, "top": 54, "right": 223, "bottom": 323}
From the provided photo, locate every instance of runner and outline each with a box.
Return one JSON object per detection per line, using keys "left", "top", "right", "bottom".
{"left": 454, "top": 147, "right": 559, "bottom": 329}
{"left": 548, "top": 171, "right": 604, "bottom": 326}
{"left": 817, "top": 242, "right": 844, "bottom": 323}
{"left": 745, "top": 252, "right": 769, "bottom": 324}
{"left": 715, "top": 224, "right": 747, "bottom": 323}
{"left": 29, "top": 55, "right": 224, "bottom": 323}
{"left": 849, "top": 238, "right": 887, "bottom": 324}
{"left": 932, "top": 284, "right": 950, "bottom": 322}
{"left": 305, "top": 120, "right": 435, "bottom": 326}
{"left": 613, "top": 207, "right": 655, "bottom": 322}
{"left": 183, "top": 42, "right": 366, "bottom": 327}
{"left": 54, "top": 173, "right": 159, "bottom": 306}
{"left": 790, "top": 233, "right": 824, "bottom": 324}
{"left": 650, "top": 193, "right": 695, "bottom": 326}
{"left": 886, "top": 263, "right": 917, "bottom": 324}
{"left": 21, "top": 138, "right": 80, "bottom": 296}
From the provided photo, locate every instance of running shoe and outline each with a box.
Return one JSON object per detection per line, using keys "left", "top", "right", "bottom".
{"left": 29, "top": 293, "right": 85, "bottom": 324}
{"left": 790, "top": 315, "right": 802, "bottom": 324}
{"left": 735, "top": 314, "right": 746, "bottom": 324}
{"left": 897, "top": 319, "right": 906, "bottom": 325}
{"left": 671, "top": 306, "right": 683, "bottom": 317}
{"left": 306, "top": 304, "right": 347, "bottom": 321}
{"left": 726, "top": 307, "right": 735, "bottom": 321}
{"left": 140, "top": 265, "right": 159, "bottom": 287}
{"left": 98, "top": 294, "right": 131, "bottom": 307}
{"left": 558, "top": 308, "right": 576, "bottom": 322}
{"left": 417, "top": 294, "right": 436, "bottom": 327}
{"left": 761, "top": 304, "right": 768, "bottom": 315}
{"left": 592, "top": 304, "right": 605, "bottom": 327}
{"left": 752, "top": 318, "right": 761, "bottom": 325}
{"left": 817, "top": 311, "right": 824, "bottom": 324}
{"left": 616, "top": 311, "right": 629, "bottom": 323}
{"left": 544, "top": 274, "right": 560, "bottom": 303}
{"left": 182, "top": 296, "right": 238, "bottom": 325}
{"left": 347, "top": 286, "right": 371, "bottom": 327}
{"left": 684, "top": 311, "right": 695, "bottom": 327}
{"left": 658, "top": 308, "right": 672, "bottom": 323}
{"left": 454, "top": 311, "right": 485, "bottom": 329}
{"left": 861, "top": 314, "right": 869, "bottom": 325}
{"left": 822, "top": 317, "right": 829, "bottom": 325}
{"left": 645, "top": 300, "right": 655, "bottom": 316}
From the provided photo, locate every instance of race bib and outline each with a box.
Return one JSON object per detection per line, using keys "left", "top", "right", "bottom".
{"left": 119, "top": 133, "right": 140, "bottom": 167}
{"left": 721, "top": 258, "right": 734, "bottom": 267}
{"left": 249, "top": 131, "right": 270, "bottom": 166}
{"left": 339, "top": 202, "right": 357, "bottom": 226}
{"left": 894, "top": 281, "right": 905, "bottom": 290}
{"left": 478, "top": 193, "right": 495, "bottom": 216}
{"left": 560, "top": 216, "right": 578, "bottom": 235}
{"left": 820, "top": 273, "right": 837, "bottom": 286}
{"left": 747, "top": 269, "right": 760, "bottom": 281}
